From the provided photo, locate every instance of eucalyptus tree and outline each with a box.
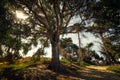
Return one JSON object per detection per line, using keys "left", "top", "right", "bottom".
{"left": 68, "top": 0, "right": 96, "bottom": 62}
{"left": 69, "top": 23, "right": 85, "bottom": 62}
{"left": 9, "top": 0, "right": 95, "bottom": 71}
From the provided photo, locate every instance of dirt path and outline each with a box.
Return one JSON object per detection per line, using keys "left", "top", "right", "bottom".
{"left": 77, "top": 65, "right": 120, "bottom": 80}
{"left": 55, "top": 65, "right": 120, "bottom": 80}
{"left": 86, "top": 65, "right": 109, "bottom": 71}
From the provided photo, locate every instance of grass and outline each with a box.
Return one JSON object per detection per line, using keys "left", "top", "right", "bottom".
{"left": 107, "top": 65, "right": 120, "bottom": 73}
{"left": 0, "top": 64, "right": 27, "bottom": 77}
{"left": 0, "top": 57, "right": 120, "bottom": 80}
{"left": 79, "top": 61, "right": 91, "bottom": 67}
{"left": 0, "top": 57, "right": 50, "bottom": 72}
{"left": 60, "top": 59, "right": 91, "bottom": 67}
{"left": 10, "top": 64, "right": 27, "bottom": 70}
{"left": 60, "top": 58, "right": 70, "bottom": 64}
{"left": 0, "top": 64, "right": 27, "bottom": 72}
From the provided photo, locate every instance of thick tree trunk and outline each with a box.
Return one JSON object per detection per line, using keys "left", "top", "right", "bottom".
{"left": 49, "top": 33, "right": 61, "bottom": 71}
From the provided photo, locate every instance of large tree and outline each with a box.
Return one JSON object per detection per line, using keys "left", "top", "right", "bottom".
{"left": 9, "top": 0, "right": 93, "bottom": 71}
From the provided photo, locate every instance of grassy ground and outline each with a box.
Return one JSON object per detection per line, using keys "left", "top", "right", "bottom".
{"left": 107, "top": 65, "right": 120, "bottom": 73}
{"left": 0, "top": 58, "right": 120, "bottom": 80}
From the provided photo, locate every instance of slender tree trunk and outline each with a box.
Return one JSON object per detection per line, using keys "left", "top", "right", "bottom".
{"left": 49, "top": 33, "right": 61, "bottom": 71}
{"left": 78, "top": 32, "right": 83, "bottom": 62}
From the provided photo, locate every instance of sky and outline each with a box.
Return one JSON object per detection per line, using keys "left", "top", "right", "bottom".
{"left": 25, "top": 33, "right": 101, "bottom": 57}
{"left": 15, "top": 10, "right": 102, "bottom": 57}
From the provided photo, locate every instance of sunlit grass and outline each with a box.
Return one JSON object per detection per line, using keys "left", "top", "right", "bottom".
{"left": 0, "top": 64, "right": 27, "bottom": 77}
{"left": 60, "top": 58, "right": 70, "bottom": 64}
{"left": 0, "top": 64, "right": 27, "bottom": 71}
{"left": 107, "top": 65, "right": 120, "bottom": 73}
{"left": 79, "top": 61, "right": 91, "bottom": 67}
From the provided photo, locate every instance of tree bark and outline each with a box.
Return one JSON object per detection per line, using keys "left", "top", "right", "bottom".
{"left": 49, "top": 33, "right": 61, "bottom": 71}
{"left": 78, "top": 32, "right": 83, "bottom": 62}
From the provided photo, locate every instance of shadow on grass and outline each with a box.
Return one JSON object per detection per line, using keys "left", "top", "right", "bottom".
{"left": 0, "top": 65, "right": 26, "bottom": 80}
{"left": 0, "top": 63, "right": 120, "bottom": 80}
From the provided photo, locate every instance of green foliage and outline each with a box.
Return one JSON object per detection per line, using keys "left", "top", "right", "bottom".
{"left": 60, "top": 38, "right": 73, "bottom": 48}
{"left": 0, "top": 3, "right": 32, "bottom": 60}
{"left": 60, "top": 38, "right": 79, "bottom": 62}
{"left": 0, "top": 2, "right": 26, "bottom": 60}
{"left": 107, "top": 65, "right": 120, "bottom": 73}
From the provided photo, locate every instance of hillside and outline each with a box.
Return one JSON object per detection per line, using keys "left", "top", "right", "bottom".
{"left": 0, "top": 58, "right": 120, "bottom": 80}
